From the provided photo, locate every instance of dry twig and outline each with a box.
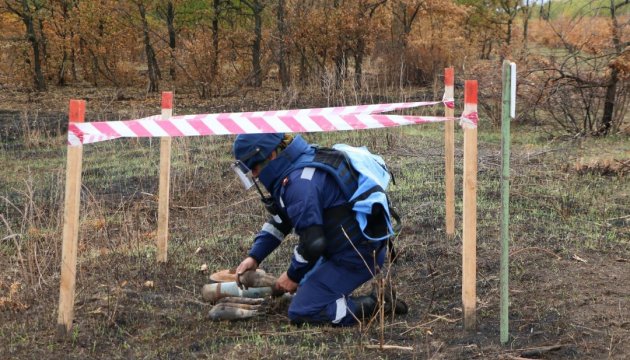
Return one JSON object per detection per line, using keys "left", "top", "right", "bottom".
{"left": 364, "top": 344, "right": 413, "bottom": 351}
{"left": 510, "top": 247, "right": 561, "bottom": 260}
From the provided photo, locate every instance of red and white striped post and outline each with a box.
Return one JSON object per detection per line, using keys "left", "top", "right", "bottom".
{"left": 462, "top": 80, "right": 478, "bottom": 331}
{"left": 57, "top": 99, "right": 85, "bottom": 337}
{"left": 444, "top": 68, "right": 455, "bottom": 239}
{"left": 157, "top": 92, "right": 173, "bottom": 263}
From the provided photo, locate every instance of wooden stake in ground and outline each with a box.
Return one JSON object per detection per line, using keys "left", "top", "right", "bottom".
{"left": 57, "top": 99, "right": 85, "bottom": 337}
{"left": 157, "top": 92, "right": 173, "bottom": 263}
{"left": 444, "top": 67, "right": 455, "bottom": 239}
{"left": 462, "top": 80, "right": 478, "bottom": 331}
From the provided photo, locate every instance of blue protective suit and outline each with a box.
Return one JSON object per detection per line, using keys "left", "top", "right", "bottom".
{"left": 247, "top": 135, "right": 393, "bottom": 325}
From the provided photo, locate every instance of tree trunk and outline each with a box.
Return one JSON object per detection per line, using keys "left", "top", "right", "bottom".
{"left": 38, "top": 17, "right": 47, "bottom": 62}
{"left": 506, "top": 18, "right": 512, "bottom": 46}
{"left": 252, "top": 2, "right": 263, "bottom": 87}
{"left": 276, "top": 0, "right": 290, "bottom": 90}
{"left": 71, "top": 0, "right": 79, "bottom": 81}
{"left": 58, "top": 49, "right": 68, "bottom": 86}
{"left": 481, "top": 37, "right": 492, "bottom": 60}
{"left": 166, "top": 1, "right": 176, "bottom": 81}
{"left": 57, "top": 0, "right": 72, "bottom": 86}
{"left": 298, "top": 45, "right": 307, "bottom": 86}
{"left": 523, "top": 0, "right": 530, "bottom": 49}
{"left": 600, "top": 0, "right": 626, "bottom": 135}
{"left": 599, "top": 68, "right": 619, "bottom": 135}
{"left": 547, "top": 0, "right": 551, "bottom": 19}
{"left": 138, "top": 2, "right": 160, "bottom": 92}
{"left": 354, "top": 37, "right": 365, "bottom": 89}
{"left": 18, "top": 0, "right": 46, "bottom": 90}
{"left": 212, "top": 0, "right": 221, "bottom": 83}
{"left": 333, "top": 49, "right": 344, "bottom": 89}
{"left": 71, "top": 45, "right": 77, "bottom": 81}
{"left": 90, "top": 48, "right": 98, "bottom": 86}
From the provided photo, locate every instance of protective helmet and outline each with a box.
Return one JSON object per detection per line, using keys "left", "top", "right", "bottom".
{"left": 233, "top": 133, "right": 284, "bottom": 170}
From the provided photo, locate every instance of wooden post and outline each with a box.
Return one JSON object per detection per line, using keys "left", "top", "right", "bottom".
{"left": 444, "top": 67, "right": 455, "bottom": 239}
{"left": 57, "top": 99, "right": 85, "bottom": 337}
{"left": 500, "top": 61, "right": 515, "bottom": 344}
{"left": 156, "top": 92, "right": 173, "bottom": 263}
{"left": 462, "top": 80, "right": 478, "bottom": 331}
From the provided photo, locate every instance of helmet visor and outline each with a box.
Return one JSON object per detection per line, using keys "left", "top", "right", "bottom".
{"left": 231, "top": 160, "right": 255, "bottom": 190}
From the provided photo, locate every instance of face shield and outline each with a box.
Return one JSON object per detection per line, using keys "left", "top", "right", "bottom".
{"left": 231, "top": 159, "right": 280, "bottom": 217}
{"left": 231, "top": 160, "right": 255, "bottom": 190}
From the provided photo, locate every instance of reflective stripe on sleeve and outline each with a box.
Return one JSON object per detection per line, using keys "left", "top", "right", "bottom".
{"left": 293, "top": 245, "right": 308, "bottom": 264}
{"left": 262, "top": 222, "right": 285, "bottom": 241}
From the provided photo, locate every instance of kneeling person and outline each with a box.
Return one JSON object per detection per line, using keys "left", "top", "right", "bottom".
{"left": 231, "top": 133, "right": 406, "bottom": 325}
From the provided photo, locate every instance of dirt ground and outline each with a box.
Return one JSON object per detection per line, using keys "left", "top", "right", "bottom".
{"left": 1, "top": 88, "right": 628, "bottom": 359}
{"left": 2, "top": 221, "right": 628, "bottom": 359}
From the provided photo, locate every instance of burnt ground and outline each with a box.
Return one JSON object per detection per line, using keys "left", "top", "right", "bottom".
{"left": 0, "top": 87, "right": 628, "bottom": 359}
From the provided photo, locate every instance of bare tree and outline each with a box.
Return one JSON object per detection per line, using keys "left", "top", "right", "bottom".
{"left": 239, "top": 0, "right": 267, "bottom": 87}
{"left": 521, "top": 0, "right": 531, "bottom": 49}
{"left": 498, "top": 0, "right": 519, "bottom": 47}
{"left": 136, "top": 1, "right": 161, "bottom": 92}
{"left": 163, "top": 1, "right": 177, "bottom": 81}
{"left": 4, "top": 0, "right": 47, "bottom": 90}
{"left": 352, "top": 0, "right": 387, "bottom": 88}
{"left": 276, "top": 0, "right": 290, "bottom": 90}
{"left": 601, "top": 0, "right": 629, "bottom": 134}
{"left": 525, "top": 0, "right": 629, "bottom": 136}
{"left": 211, "top": 0, "right": 227, "bottom": 82}
{"left": 391, "top": 0, "right": 424, "bottom": 50}
{"left": 48, "top": 0, "right": 76, "bottom": 85}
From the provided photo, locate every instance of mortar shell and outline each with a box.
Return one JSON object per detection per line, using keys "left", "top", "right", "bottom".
{"left": 201, "top": 282, "right": 272, "bottom": 303}
{"left": 208, "top": 303, "right": 259, "bottom": 321}
{"left": 217, "top": 297, "right": 266, "bottom": 305}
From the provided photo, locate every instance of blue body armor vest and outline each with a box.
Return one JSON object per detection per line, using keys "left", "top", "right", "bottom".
{"left": 258, "top": 136, "right": 397, "bottom": 244}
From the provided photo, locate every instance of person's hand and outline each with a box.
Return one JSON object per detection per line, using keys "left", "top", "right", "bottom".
{"left": 236, "top": 257, "right": 258, "bottom": 289}
{"left": 274, "top": 271, "right": 298, "bottom": 295}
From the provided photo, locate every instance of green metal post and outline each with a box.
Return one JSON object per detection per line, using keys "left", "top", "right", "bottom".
{"left": 500, "top": 60, "right": 513, "bottom": 345}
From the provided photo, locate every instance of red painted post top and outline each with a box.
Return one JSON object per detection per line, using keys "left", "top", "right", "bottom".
{"left": 465, "top": 80, "right": 478, "bottom": 104}
{"left": 445, "top": 68, "right": 454, "bottom": 87}
{"left": 162, "top": 92, "right": 173, "bottom": 109}
{"left": 69, "top": 100, "right": 85, "bottom": 123}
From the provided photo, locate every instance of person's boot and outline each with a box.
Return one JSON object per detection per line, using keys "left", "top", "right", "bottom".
{"left": 351, "top": 295, "right": 378, "bottom": 321}
{"left": 382, "top": 297, "right": 408, "bottom": 315}
{"left": 372, "top": 281, "right": 409, "bottom": 315}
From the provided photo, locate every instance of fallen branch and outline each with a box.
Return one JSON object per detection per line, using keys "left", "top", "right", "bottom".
{"left": 510, "top": 247, "right": 561, "bottom": 260}
{"left": 400, "top": 314, "right": 458, "bottom": 335}
{"left": 429, "top": 314, "right": 458, "bottom": 323}
{"left": 517, "top": 344, "right": 574, "bottom": 357}
{"left": 364, "top": 344, "right": 413, "bottom": 351}
{"left": 259, "top": 329, "right": 322, "bottom": 337}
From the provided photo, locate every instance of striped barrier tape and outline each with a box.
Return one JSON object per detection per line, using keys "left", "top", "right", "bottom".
{"left": 67, "top": 100, "right": 476, "bottom": 145}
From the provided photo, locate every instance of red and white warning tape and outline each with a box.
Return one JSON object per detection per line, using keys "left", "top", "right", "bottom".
{"left": 67, "top": 100, "right": 476, "bottom": 145}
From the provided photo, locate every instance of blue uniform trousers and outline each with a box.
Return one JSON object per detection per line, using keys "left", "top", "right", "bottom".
{"left": 288, "top": 243, "right": 386, "bottom": 326}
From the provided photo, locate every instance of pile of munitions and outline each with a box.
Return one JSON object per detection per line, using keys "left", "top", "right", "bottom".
{"left": 202, "top": 269, "right": 283, "bottom": 321}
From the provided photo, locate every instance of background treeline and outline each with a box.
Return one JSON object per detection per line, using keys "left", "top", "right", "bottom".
{"left": 0, "top": 0, "right": 628, "bottom": 135}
